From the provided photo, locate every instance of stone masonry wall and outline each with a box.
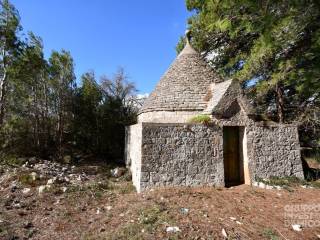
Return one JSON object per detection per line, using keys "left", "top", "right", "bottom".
{"left": 138, "top": 111, "right": 202, "bottom": 123}
{"left": 139, "top": 123, "right": 224, "bottom": 191}
{"left": 125, "top": 122, "right": 304, "bottom": 193}
{"left": 125, "top": 124, "right": 143, "bottom": 191}
{"left": 247, "top": 124, "right": 304, "bottom": 180}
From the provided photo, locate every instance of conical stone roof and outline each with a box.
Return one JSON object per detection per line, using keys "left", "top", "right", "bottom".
{"left": 139, "top": 36, "right": 222, "bottom": 114}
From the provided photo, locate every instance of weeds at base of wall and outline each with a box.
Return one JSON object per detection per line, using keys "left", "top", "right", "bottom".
{"left": 257, "top": 176, "right": 320, "bottom": 189}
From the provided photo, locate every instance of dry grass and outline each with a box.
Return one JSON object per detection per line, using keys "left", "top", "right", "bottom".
{"left": 1, "top": 163, "right": 320, "bottom": 240}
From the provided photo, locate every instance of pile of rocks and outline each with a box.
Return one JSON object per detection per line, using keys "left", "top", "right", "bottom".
{"left": 1, "top": 157, "right": 128, "bottom": 197}
{"left": 252, "top": 181, "right": 283, "bottom": 190}
{"left": 19, "top": 158, "right": 91, "bottom": 192}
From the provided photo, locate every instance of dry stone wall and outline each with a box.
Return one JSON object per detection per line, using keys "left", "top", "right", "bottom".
{"left": 125, "top": 121, "right": 304, "bottom": 193}
{"left": 247, "top": 124, "right": 304, "bottom": 180}
{"left": 125, "top": 124, "right": 143, "bottom": 191}
{"left": 139, "top": 123, "right": 224, "bottom": 191}
{"left": 138, "top": 111, "right": 202, "bottom": 123}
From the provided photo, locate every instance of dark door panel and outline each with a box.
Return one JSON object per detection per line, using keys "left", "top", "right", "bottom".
{"left": 223, "top": 126, "right": 242, "bottom": 186}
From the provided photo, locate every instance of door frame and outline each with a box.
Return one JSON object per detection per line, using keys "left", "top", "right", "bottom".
{"left": 223, "top": 126, "right": 250, "bottom": 186}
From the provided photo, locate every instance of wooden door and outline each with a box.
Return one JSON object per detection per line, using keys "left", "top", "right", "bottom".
{"left": 223, "top": 127, "right": 241, "bottom": 186}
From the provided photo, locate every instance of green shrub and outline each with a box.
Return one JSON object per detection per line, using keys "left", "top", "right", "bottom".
{"left": 107, "top": 223, "right": 142, "bottom": 240}
{"left": 302, "top": 147, "right": 320, "bottom": 163}
{"left": 18, "top": 172, "right": 44, "bottom": 187}
{"left": 262, "top": 228, "right": 279, "bottom": 240}
{"left": 188, "top": 114, "right": 211, "bottom": 124}
{"left": 310, "top": 181, "right": 320, "bottom": 188}
{"left": 0, "top": 155, "right": 27, "bottom": 167}
{"left": 257, "top": 176, "right": 320, "bottom": 189}
{"left": 310, "top": 148, "right": 320, "bottom": 163}
{"left": 268, "top": 176, "right": 303, "bottom": 186}
{"left": 106, "top": 204, "right": 173, "bottom": 240}
{"left": 118, "top": 182, "right": 135, "bottom": 194}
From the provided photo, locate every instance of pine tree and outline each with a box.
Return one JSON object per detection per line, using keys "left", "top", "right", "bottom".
{"left": 49, "top": 50, "right": 76, "bottom": 157}
{"left": 0, "top": 0, "right": 22, "bottom": 125}
{"left": 181, "top": 0, "right": 320, "bottom": 145}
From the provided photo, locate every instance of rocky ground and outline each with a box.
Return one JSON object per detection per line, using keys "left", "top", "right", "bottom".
{"left": 0, "top": 158, "right": 320, "bottom": 240}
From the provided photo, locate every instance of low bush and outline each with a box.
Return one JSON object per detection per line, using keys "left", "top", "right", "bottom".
{"left": 262, "top": 228, "right": 279, "bottom": 240}
{"left": 188, "top": 114, "right": 211, "bottom": 124}
{"left": 258, "top": 176, "right": 320, "bottom": 189}
{"left": 0, "top": 155, "right": 27, "bottom": 167}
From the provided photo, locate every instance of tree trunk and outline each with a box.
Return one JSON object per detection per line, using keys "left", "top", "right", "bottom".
{"left": 0, "top": 64, "right": 7, "bottom": 126}
{"left": 58, "top": 83, "right": 64, "bottom": 159}
{"left": 43, "top": 79, "right": 49, "bottom": 154}
{"left": 34, "top": 82, "right": 41, "bottom": 154}
{"left": 276, "top": 83, "right": 284, "bottom": 123}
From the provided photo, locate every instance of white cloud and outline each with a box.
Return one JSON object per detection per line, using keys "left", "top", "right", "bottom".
{"left": 136, "top": 93, "right": 149, "bottom": 99}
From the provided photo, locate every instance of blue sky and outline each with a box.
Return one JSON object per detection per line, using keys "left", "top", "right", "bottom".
{"left": 11, "top": 0, "right": 191, "bottom": 94}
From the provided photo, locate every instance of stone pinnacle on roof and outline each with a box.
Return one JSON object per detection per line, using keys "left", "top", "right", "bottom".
{"left": 178, "top": 29, "right": 198, "bottom": 56}
{"left": 139, "top": 30, "right": 223, "bottom": 114}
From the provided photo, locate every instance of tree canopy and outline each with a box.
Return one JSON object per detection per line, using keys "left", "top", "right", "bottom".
{"left": 178, "top": 0, "right": 320, "bottom": 146}
{"left": 0, "top": 0, "right": 139, "bottom": 161}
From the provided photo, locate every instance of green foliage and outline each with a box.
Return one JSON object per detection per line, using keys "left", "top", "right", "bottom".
{"left": 266, "top": 176, "right": 303, "bottom": 186}
{"left": 139, "top": 205, "right": 163, "bottom": 225}
{"left": 73, "top": 71, "right": 102, "bottom": 155}
{"left": 138, "top": 204, "right": 172, "bottom": 233}
{"left": 175, "top": 36, "right": 185, "bottom": 54}
{"left": 0, "top": 0, "right": 138, "bottom": 161}
{"left": 262, "top": 228, "right": 279, "bottom": 240}
{"left": 303, "top": 147, "right": 320, "bottom": 163}
{"left": 117, "top": 182, "right": 135, "bottom": 194}
{"left": 18, "top": 173, "right": 36, "bottom": 186}
{"left": 18, "top": 172, "right": 46, "bottom": 187}
{"left": 107, "top": 223, "right": 143, "bottom": 240}
{"left": 258, "top": 176, "right": 320, "bottom": 189}
{"left": 0, "top": 154, "right": 26, "bottom": 166}
{"left": 188, "top": 114, "right": 211, "bottom": 124}
{"left": 73, "top": 68, "right": 137, "bottom": 159}
{"left": 0, "top": 0, "right": 21, "bottom": 54}
{"left": 0, "top": 0, "right": 23, "bottom": 125}
{"left": 181, "top": 0, "right": 320, "bottom": 145}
